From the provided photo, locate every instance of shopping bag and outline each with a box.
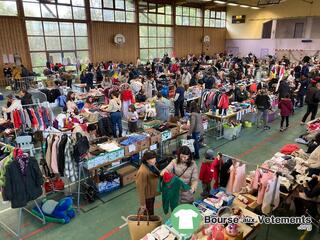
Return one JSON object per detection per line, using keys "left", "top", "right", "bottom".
{"left": 127, "top": 209, "right": 162, "bottom": 240}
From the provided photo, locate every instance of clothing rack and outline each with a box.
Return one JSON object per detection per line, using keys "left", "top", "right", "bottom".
{"left": 221, "top": 153, "right": 250, "bottom": 165}
{"left": 221, "top": 153, "right": 282, "bottom": 240}
{"left": 0, "top": 142, "right": 46, "bottom": 239}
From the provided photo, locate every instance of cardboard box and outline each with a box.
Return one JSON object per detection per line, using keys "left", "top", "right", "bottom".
{"left": 145, "top": 129, "right": 161, "bottom": 145}
{"left": 168, "top": 123, "right": 180, "bottom": 138}
{"left": 117, "top": 165, "right": 138, "bottom": 186}
{"left": 137, "top": 137, "right": 150, "bottom": 151}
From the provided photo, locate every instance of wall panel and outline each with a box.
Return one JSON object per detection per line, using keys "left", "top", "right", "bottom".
{"left": 174, "top": 26, "right": 203, "bottom": 57}
{"left": 175, "top": 27, "right": 226, "bottom": 57}
{"left": 91, "top": 22, "right": 138, "bottom": 64}
{"left": 203, "top": 28, "right": 226, "bottom": 55}
{"left": 0, "top": 16, "right": 31, "bottom": 86}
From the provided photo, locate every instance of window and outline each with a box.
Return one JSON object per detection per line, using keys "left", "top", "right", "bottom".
{"left": 139, "top": 1, "right": 173, "bottom": 63}
{"left": 204, "top": 10, "right": 226, "bottom": 28}
{"left": 139, "top": 1, "right": 172, "bottom": 25}
{"left": 176, "top": 6, "right": 202, "bottom": 27}
{"left": 90, "top": 0, "right": 135, "bottom": 22}
{"left": 293, "top": 23, "right": 304, "bottom": 38}
{"left": 26, "top": 20, "right": 89, "bottom": 73}
{"left": 262, "top": 20, "right": 272, "bottom": 39}
{"left": 0, "top": 0, "right": 18, "bottom": 16}
{"left": 22, "top": 0, "right": 86, "bottom": 20}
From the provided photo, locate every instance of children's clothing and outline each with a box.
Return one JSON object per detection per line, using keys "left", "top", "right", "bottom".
{"left": 158, "top": 172, "right": 190, "bottom": 214}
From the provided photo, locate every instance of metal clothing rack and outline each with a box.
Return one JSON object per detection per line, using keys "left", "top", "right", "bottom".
{"left": 0, "top": 142, "right": 47, "bottom": 239}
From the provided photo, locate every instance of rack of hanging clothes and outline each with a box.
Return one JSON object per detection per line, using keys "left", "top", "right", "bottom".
{"left": 42, "top": 129, "right": 89, "bottom": 212}
{"left": 220, "top": 154, "right": 249, "bottom": 193}
{"left": 0, "top": 142, "right": 46, "bottom": 239}
{"left": 200, "top": 89, "right": 218, "bottom": 112}
{"left": 11, "top": 100, "right": 54, "bottom": 133}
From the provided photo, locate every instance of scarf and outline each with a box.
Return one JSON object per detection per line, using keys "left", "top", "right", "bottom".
{"left": 142, "top": 161, "right": 160, "bottom": 177}
{"left": 16, "top": 154, "right": 29, "bottom": 176}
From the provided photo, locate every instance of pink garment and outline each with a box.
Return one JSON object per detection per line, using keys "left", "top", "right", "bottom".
{"left": 226, "top": 165, "right": 236, "bottom": 193}
{"left": 251, "top": 169, "right": 262, "bottom": 190}
{"left": 51, "top": 136, "right": 60, "bottom": 174}
{"left": 261, "top": 177, "right": 280, "bottom": 214}
{"left": 257, "top": 172, "right": 274, "bottom": 205}
{"left": 232, "top": 164, "right": 246, "bottom": 193}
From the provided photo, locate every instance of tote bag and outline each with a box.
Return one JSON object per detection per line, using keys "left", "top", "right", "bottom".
{"left": 127, "top": 210, "right": 162, "bottom": 240}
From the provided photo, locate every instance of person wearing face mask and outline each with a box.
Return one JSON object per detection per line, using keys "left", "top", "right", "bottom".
{"left": 161, "top": 146, "right": 199, "bottom": 204}
{"left": 66, "top": 91, "right": 78, "bottom": 114}
{"left": 136, "top": 150, "right": 160, "bottom": 215}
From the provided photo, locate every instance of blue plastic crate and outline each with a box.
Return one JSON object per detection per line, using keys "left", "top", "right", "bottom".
{"left": 210, "top": 187, "right": 235, "bottom": 207}
{"left": 194, "top": 199, "right": 219, "bottom": 212}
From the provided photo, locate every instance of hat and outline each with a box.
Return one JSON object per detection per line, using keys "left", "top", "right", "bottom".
{"left": 205, "top": 149, "right": 215, "bottom": 159}
{"left": 7, "top": 94, "right": 13, "bottom": 99}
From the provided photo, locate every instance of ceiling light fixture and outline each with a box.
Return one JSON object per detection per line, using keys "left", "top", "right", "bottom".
{"left": 214, "top": 1, "right": 227, "bottom": 4}
{"left": 240, "top": 4, "right": 250, "bottom": 8}
{"left": 227, "top": 3, "right": 239, "bottom": 6}
{"left": 251, "top": 6, "right": 260, "bottom": 9}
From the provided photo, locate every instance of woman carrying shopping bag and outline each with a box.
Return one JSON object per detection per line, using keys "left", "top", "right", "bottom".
{"left": 135, "top": 150, "right": 160, "bottom": 215}
{"left": 128, "top": 150, "right": 161, "bottom": 240}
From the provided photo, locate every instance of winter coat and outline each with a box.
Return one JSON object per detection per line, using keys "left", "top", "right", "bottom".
{"left": 136, "top": 164, "right": 160, "bottom": 205}
{"left": 199, "top": 160, "right": 214, "bottom": 184}
{"left": 278, "top": 98, "right": 293, "bottom": 117}
{"left": 278, "top": 80, "right": 290, "bottom": 99}
{"left": 305, "top": 85, "right": 320, "bottom": 105}
{"left": 255, "top": 94, "right": 270, "bottom": 110}
{"left": 4, "top": 157, "right": 44, "bottom": 208}
{"left": 218, "top": 93, "right": 229, "bottom": 109}
{"left": 158, "top": 176, "right": 190, "bottom": 214}
{"left": 188, "top": 112, "right": 204, "bottom": 135}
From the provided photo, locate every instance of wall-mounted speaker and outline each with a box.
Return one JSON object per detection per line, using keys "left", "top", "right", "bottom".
{"left": 301, "top": 39, "right": 312, "bottom": 43}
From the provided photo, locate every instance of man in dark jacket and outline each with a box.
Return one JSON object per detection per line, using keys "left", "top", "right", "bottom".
{"left": 21, "top": 65, "right": 29, "bottom": 78}
{"left": 19, "top": 89, "right": 33, "bottom": 105}
{"left": 297, "top": 77, "right": 310, "bottom": 107}
{"left": 301, "top": 79, "right": 320, "bottom": 124}
{"left": 234, "top": 85, "right": 249, "bottom": 103}
{"left": 255, "top": 89, "right": 271, "bottom": 130}
{"left": 84, "top": 70, "right": 94, "bottom": 91}
{"left": 203, "top": 74, "right": 215, "bottom": 89}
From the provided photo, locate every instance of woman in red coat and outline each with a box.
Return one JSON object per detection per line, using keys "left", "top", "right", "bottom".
{"left": 278, "top": 94, "right": 293, "bottom": 132}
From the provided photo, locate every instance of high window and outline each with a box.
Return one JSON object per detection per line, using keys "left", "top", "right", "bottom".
{"left": 90, "top": 0, "right": 135, "bottom": 22}
{"left": 22, "top": 0, "right": 86, "bottom": 20}
{"left": 176, "top": 6, "right": 202, "bottom": 27}
{"left": 204, "top": 10, "right": 226, "bottom": 28}
{"left": 26, "top": 20, "right": 89, "bottom": 73}
{"left": 0, "top": 0, "right": 17, "bottom": 16}
{"left": 139, "top": 1, "right": 173, "bottom": 63}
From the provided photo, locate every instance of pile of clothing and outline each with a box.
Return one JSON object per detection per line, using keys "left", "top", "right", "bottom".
{"left": 120, "top": 134, "right": 147, "bottom": 146}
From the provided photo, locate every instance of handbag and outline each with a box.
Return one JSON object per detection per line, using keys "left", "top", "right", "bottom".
{"left": 127, "top": 209, "right": 162, "bottom": 240}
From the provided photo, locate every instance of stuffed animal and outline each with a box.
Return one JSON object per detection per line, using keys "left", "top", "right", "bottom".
{"left": 32, "top": 197, "right": 76, "bottom": 224}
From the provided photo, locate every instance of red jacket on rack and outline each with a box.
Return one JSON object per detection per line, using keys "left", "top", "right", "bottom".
{"left": 12, "top": 110, "right": 22, "bottom": 129}
{"left": 218, "top": 93, "right": 229, "bottom": 109}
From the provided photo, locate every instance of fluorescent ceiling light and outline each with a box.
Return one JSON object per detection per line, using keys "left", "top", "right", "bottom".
{"left": 251, "top": 6, "right": 260, "bottom": 9}
{"left": 240, "top": 4, "right": 250, "bottom": 8}
{"left": 227, "top": 3, "right": 239, "bottom": 6}
{"left": 214, "top": 1, "right": 227, "bottom": 4}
